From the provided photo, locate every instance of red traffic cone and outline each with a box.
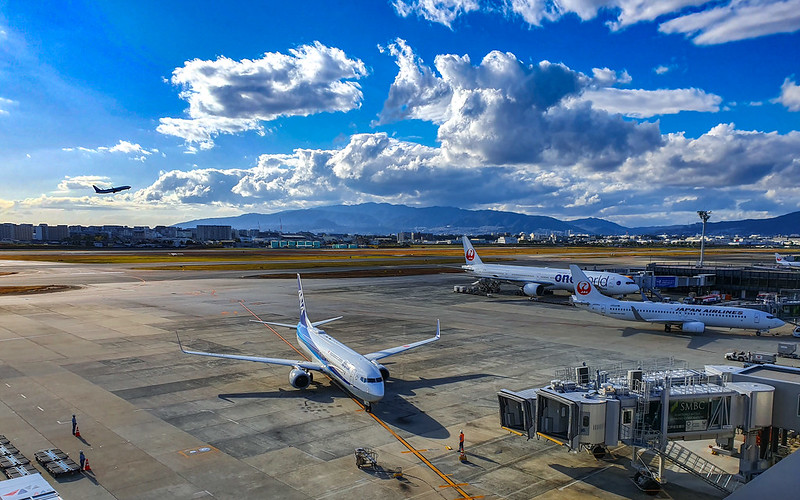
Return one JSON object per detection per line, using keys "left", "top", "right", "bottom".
{"left": 75, "top": 426, "right": 81, "bottom": 438}
{"left": 83, "top": 458, "right": 91, "bottom": 471}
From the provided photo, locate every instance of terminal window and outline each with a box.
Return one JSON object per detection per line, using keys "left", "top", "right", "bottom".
{"left": 623, "top": 409, "right": 633, "bottom": 425}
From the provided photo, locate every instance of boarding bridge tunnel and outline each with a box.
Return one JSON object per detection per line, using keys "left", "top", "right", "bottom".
{"left": 498, "top": 361, "right": 797, "bottom": 492}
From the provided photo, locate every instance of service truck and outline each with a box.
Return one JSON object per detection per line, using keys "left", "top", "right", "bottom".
{"left": 724, "top": 351, "right": 777, "bottom": 364}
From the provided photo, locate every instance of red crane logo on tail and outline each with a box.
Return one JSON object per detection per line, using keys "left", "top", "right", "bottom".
{"left": 466, "top": 249, "right": 475, "bottom": 261}
{"left": 577, "top": 281, "right": 592, "bottom": 296}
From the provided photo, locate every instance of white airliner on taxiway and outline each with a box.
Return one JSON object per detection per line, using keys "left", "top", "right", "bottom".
{"left": 178, "top": 274, "right": 440, "bottom": 409}
{"left": 775, "top": 253, "right": 800, "bottom": 269}
{"left": 568, "top": 265, "right": 785, "bottom": 335}
{"left": 461, "top": 236, "right": 639, "bottom": 297}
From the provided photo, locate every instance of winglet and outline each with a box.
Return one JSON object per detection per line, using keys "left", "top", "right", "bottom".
{"left": 462, "top": 236, "right": 483, "bottom": 265}
{"left": 176, "top": 331, "right": 187, "bottom": 353}
{"left": 436, "top": 319, "right": 441, "bottom": 339}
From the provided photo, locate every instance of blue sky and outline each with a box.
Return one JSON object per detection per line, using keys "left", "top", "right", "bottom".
{"left": 1, "top": 0, "right": 799, "bottom": 228}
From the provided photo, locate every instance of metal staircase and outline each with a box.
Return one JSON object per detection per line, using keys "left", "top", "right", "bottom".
{"left": 654, "top": 438, "right": 743, "bottom": 494}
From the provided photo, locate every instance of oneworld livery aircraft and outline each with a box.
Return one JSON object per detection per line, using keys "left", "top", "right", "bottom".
{"left": 461, "top": 236, "right": 638, "bottom": 297}
{"left": 178, "top": 274, "right": 440, "bottom": 409}
{"left": 775, "top": 253, "right": 800, "bottom": 269}
{"left": 568, "top": 265, "right": 785, "bottom": 335}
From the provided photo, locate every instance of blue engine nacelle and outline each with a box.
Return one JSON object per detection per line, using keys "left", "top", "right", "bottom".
{"left": 289, "top": 368, "right": 312, "bottom": 389}
{"left": 522, "top": 283, "right": 546, "bottom": 297}
{"left": 372, "top": 362, "right": 390, "bottom": 381}
{"left": 680, "top": 321, "right": 705, "bottom": 333}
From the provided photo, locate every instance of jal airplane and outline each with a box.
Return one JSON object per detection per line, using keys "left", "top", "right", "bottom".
{"left": 93, "top": 184, "right": 131, "bottom": 194}
{"left": 568, "top": 265, "right": 785, "bottom": 334}
{"left": 775, "top": 253, "right": 800, "bottom": 269}
{"left": 461, "top": 236, "right": 639, "bottom": 297}
{"left": 178, "top": 274, "right": 440, "bottom": 409}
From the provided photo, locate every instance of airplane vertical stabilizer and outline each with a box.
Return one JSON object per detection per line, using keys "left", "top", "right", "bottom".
{"left": 297, "top": 274, "right": 311, "bottom": 327}
{"left": 462, "top": 236, "right": 483, "bottom": 265}
{"left": 569, "top": 265, "right": 616, "bottom": 303}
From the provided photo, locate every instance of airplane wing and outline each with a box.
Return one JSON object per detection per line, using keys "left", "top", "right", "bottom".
{"left": 365, "top": 320, "right": 440, "bottom": 361}
{"left": 630, "top": 306, "right": 677, "bottom": 324}
{"left": 177, "top": 332, "right": 323, "bottom": 371}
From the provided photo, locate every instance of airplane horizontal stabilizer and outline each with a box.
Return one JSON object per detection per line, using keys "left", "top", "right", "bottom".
{"left": 312, "top": 316, "right": 343, "bottom": 327}
{"left": 250, "top": 320, "right": 296, "bottom": 329}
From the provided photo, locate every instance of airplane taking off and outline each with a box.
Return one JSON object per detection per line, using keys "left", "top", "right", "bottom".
{"left": 461, "top": 236, "right": 639, "bottom": 297}
{"left": 568, "top": 265, "right": 785, "bottom": 335}
{"left": 178, "top": 274, "right": 440, "bottom": 409}
{"left": 93, "top": 184, "right": 131, "bottom": 194}
{"left": 775, "top": 253, "right": 800, "bottom": 269}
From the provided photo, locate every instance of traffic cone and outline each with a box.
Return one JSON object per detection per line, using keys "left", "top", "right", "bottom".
{"left": 459, "top": 451, "right": 467, "bottom": 462}
{"left": 75, "top": 426, "right": 81, "bottom": 438}
{"left": 83, "top": 458, "right": 91, "bottom": 471}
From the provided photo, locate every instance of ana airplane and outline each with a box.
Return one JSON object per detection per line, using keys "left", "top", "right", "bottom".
{"left": 177, "top": 274, "right": 440, "bottom": 409}
{"left": 93, "top": 184, "right": 131, "bottom": 194}
{"left": 568, "top": 265, "right": 785, "bottom": 335}
{"left": 461, "top": 236, "right": 639, "bottom": 297}
{"left": 775, "top": 253, "right": 800, "bottom": 269}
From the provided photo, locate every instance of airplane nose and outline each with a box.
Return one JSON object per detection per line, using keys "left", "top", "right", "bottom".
{"left": 366, "top": 385, "right": 384, "bottom": 403}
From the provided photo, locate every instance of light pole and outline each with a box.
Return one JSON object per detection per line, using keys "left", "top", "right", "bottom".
{"left": 697, "top": 210, "right": 711, "bottom": 267}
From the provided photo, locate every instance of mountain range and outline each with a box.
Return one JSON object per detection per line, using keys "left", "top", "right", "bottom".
{"left": 175, "top": 203, "right": 799, "bottom": 237}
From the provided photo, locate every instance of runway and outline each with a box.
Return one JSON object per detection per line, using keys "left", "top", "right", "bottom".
{"left": 0, "top": 255, "right": 793, "bottom": 499}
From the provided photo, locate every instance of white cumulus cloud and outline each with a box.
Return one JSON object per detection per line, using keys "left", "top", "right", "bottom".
{"left": 57, "top": 175, "right": 112, "bottom": 192}
{"left": 393, "top": 0, "right": 480, "bottom": 28}
{"left": 577, "top": 87, "right": 722, "bottom": 117}
{"left": 157, "top": 42, "right": 367, "bottom": 149}
{"left": 379, "top": 40, "right": 662, "bottom": 170}
{"left": 775, "top": 77, "right": 800, "bottom": 111}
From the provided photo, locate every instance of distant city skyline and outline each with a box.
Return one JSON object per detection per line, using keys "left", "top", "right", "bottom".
{"left": 1, "top": 1, "right": 799, "bottom": 227}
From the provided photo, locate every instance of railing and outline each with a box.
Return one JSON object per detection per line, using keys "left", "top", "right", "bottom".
{"left": 647, "top": 434, "right": 743, "bottom": 493}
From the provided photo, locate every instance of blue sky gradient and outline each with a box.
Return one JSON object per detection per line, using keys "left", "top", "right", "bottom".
{"left": 1, "top": 0, "right": 799, "bottom": 227}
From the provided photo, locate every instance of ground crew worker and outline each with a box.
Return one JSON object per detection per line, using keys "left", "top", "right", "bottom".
{"left": 459, "top": 430, "right": 464, "bottom": 453}
{"left": 79, "top": 450, "right": 85, "bottom": 469}
{"left": 72, "top": 415, "right": 77, "bottom": 435}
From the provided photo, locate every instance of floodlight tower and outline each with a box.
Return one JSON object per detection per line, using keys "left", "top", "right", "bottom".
{"left": 697, "top": 210, "right": 711, "bottom": 267}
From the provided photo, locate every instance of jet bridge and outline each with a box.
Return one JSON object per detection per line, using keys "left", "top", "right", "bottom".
{"left": 498, "top": 359, "right": 788, "bottom": 494}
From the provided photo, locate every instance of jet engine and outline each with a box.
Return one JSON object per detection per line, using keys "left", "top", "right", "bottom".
{"left": 680, "top": 321, "right": 705, "bottom": 333}
{"left": 522, "top": 283, "right": 546, "bottom": 297}
{"left": 372, "top": 362, "right": 390, "bottom": 381}
{"left": 289, "top": 368, "right": 312, "bottom": 389}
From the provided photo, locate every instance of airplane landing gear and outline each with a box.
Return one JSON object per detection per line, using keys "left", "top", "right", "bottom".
{"left": 364, "top": 402, "right": 373, "bottom": 413}
{"left": 664, "top": 324, "right": 672, "bottom": 332}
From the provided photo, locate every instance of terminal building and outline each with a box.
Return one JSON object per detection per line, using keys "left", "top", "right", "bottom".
{"left": 498, "top": 360, "right": 800, "bottom": 495}
{"left": 644, "top": 263, "right": 800, "bottom": 300}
